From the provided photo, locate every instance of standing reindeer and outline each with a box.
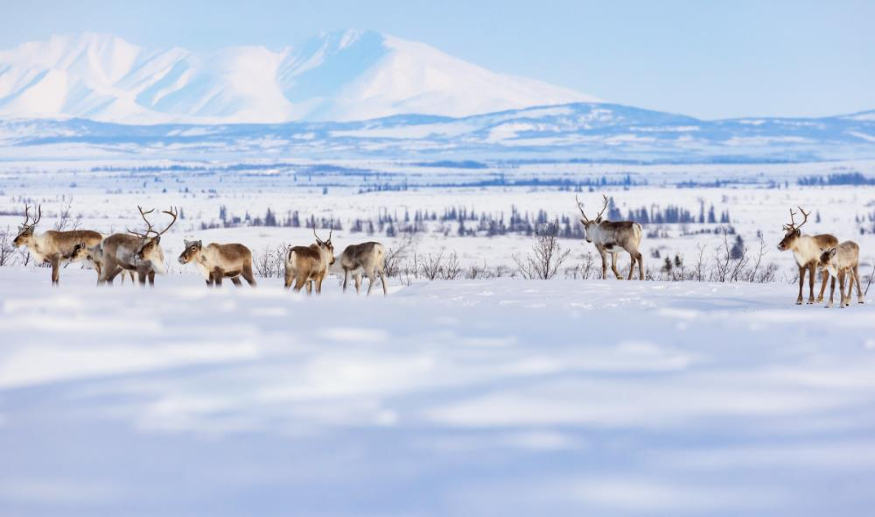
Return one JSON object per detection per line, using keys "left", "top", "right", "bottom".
{"left": 178, "top": 240, "right": 256, "bottom": 287}
{"left": 284, "top": 229, "right": 335, "bottom": 294}
{"left": 100, "top": 206, "right": 178, "bottom": 286}
{"left": 338, "top": 241, "right": 388, "bottom": 296}
{"left": 820, "top": 242, "right": 864, "bottom": 307}
{"left": 576, "top": 195, "right": 644, "bottom": 280}
{"left": 777, "top": 207, "right": 838, "bottom": 305}
{"left": 12, "top": 204, "right": 103, "bottom": 285}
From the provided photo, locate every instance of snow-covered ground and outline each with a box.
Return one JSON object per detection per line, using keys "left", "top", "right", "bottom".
{"left": 0, "top": 268, "right": 873, "bottom": 516}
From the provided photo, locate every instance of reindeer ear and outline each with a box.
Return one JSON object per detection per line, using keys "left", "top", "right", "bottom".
{"left": 153, "top": 235, "right": 161, "bottom": 245}
{"left": 829, "top": 248, "right": 837, "bottom": 257}
{"left": 595, "top": 216, "right": 603, "bottom": 223}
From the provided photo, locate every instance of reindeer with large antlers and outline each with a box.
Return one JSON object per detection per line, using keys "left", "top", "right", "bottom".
{"left": 99, "top": 206, "right": 178, "bottom": 286}
{"left": 576, "top": 194, "right": 644, "bottom": 280}
{"left": 12, "top": 204, "right": 103, "bottom": 285}
{"left": 284, "top": 228, "right": 335, "bottom": 293}
{"left": 777, "top": 207, "right": 838, "bottom": 305}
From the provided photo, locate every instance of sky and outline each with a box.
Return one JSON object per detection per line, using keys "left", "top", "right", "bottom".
{"left": 0, "top": 0, "right": 872, "bottom": 119}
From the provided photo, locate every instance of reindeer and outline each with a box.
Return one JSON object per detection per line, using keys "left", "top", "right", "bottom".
{"left": 12, "top": 204, "right": 103, "bottom": 284}
{"left": 338, "top": 241, "right": 388, "bottom": 296}
{"left": 284, "top": 229, "right": 335, "bottom": 294}
{"left": 820, "top": 242, "right": 864, "bottom": 307}
{"left": 777, "top": 207, "right": 838, "bottom": 305}
{"left": 178, "top": 240, "right": 256, "bottom": 287}
{"left": 100, "top": 206, "right": 178, "bottom": 286}
{"left": 68, "top": 241, "right": 135, "bottom": 285}
{"left": 576, "top": 194, "right": 644, "bottom": 280}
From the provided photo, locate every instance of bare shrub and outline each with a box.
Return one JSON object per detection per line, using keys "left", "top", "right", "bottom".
{"left": 565, "top": 252, "right": 597, "bottom": 279}
{"left": 418, "top": 249, "right": 445, "bottom": 281}
{"left": 443, "top": 251, "right": 462, "bottom": 280}
{"left": 513, "top": 220, "right": 571, "bottom": 280}
{"left": 0, "top": 228, "right": 16, "bottom": 266}
{"left": 384, "top": 234, "right": 415, "bottom": 278}
{"left": 253, "top": 244, "right": 287, "bottom": 278}
{"left": 466, "top": 260, "right": 493, "bottom": 280}
{"left": 54, "top": 199, "right": 81, "bottom": 231}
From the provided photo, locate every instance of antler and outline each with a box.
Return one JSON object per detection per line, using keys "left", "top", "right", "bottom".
{"left": 20, "top": 204, "right": 41, "bottom": 229}
{"left": 785, "top": 206, "right": 810, "bottom": 232}
{"left": 327, "top": 228, "right": 333, "bottom": 242}
{"left": 575, "top": 195, "right": 590, "bottom": 223}
{"left": 153, "top": 207, "right": 178, "bottom": 237}
{"left": 595, "top": 194, "right": 609, "bottom": 220}
{"left": 313, "top": 227, "right": 323, "bottom": 244}
{"left": 127, "top": 206, "right": 155, "bottom": 238}
{"left": 795, "top": 206, "right": 810, "bottom": 230}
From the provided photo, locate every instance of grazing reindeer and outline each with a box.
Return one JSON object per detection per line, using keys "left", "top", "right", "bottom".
{"left": 178, "top": 240, "right": 257, "bottom": 287}
{"left": 820, "top": 242, "right": 864, "bottom": 307}
{"left": 576, "top": 194, "right": 644, "bottom": 280}
{"left": 339, "top": 241, "right": 388, "bottom": 296}
{"left": 777, "top": 207, "right": 838, "bottom": 305}
{"left": 100, "top": 206, "right": 178, "bottom": 286}
{"left": 69, "top": 241, "right": 135, "bottom": 285}
{"left": 284, "top": 229, "right": 335, "bottom": 293}
{"left": 12, "top": 204, "right": 102, "bottom": 284}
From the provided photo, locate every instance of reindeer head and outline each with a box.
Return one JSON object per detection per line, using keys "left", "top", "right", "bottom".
{"left": 313, "top": 228, "right": 335, "bottom": 265}
{"left": 575, "top": 194, "right": 608, "bottom": 243}
{"left": 12, "top": 204, "right": 41, "bottom": 247}
{"left": 178, "top": 239, "right": 203, "bottom": 265}
{"left": 820, "top": 247, "right": 838, "bottom": 276}
{"left": 68, "top": 242, "right": 103, "bottom": 266}
{"left": 129, "top": 206, "right": 178, "bottom": 274}
{"left": 777, "top": 207, "right": 809, "bottom": 251}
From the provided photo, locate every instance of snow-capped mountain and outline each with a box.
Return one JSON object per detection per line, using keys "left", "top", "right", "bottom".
{"left": 0, "top": 31, "right": 599, "bottom": 124}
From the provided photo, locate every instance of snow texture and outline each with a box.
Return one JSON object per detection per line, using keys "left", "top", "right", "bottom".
{"left": 0, "top": 268, "right": 874, "bottom": 516}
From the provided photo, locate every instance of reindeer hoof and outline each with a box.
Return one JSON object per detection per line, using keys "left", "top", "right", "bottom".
{"left": 796, "top": 300, "right": 803, "bottom": 305}
{"left": 825, "top": 303, "right": 833, "bottom": 308}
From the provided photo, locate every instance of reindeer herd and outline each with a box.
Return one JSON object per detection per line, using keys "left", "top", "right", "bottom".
{"left": 7, "top": 199, "right": 867, "bottom": 307}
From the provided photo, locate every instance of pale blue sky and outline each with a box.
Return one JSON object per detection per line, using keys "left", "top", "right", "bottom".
{"left": 1, "top": 0, "right": 872, "bottom": 119}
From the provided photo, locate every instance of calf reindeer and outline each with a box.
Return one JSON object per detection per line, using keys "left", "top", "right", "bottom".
{"left": 777, "top": 207, "right": 838, "bottom": 305}
{"left": 100, "top": 206, "right": 177, "bottom": 286}
{"left": 12, "top": 204, "right": 102, "bottom": 284}
{"left": 820, "top": 241, "right": 864, "bottom": 307}
{"left": 576, "top": 195, "right": 644, "bottom": 280}
{"left": 178, "top": 240, "right": 256, "bottom": 287}
{"left": 339, "top": 241, "right": 388, "bottom": 296}
{"left": 284, "top": 229, "right": 335, "bottom": 293}
{"left": 69, "top": 241, "right": 135, "bottom": 285}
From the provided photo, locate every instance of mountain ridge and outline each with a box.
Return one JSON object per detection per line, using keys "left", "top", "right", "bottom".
{"left": 0, "top": 31, "right": 599, "bottom": 124}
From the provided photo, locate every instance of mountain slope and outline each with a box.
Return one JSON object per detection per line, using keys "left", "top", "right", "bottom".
{"left": 0, "top": 31, "right": 599, "bottom": 124}
{"left": 2, "top": 102, "right": 872, "bottom": 163}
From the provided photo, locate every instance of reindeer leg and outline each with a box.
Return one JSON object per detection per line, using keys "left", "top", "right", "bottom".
{"left": 148, "top": 270, "right": 155, "bottom": 286}
{"left": 796, "top": 266, "right": 805, "bottom": 305}
{"left": 212, "top": 268, "right": 223, "bottom": 287}
{"left": 626, "top": 251, "right": 635, "bottom": 280}
{"left": 51, "top": 256, "right": 60, "bottom": 285}
{"left": 807, "top": 263, "right": 815, "bottom": 304}
{"left": 242, "top": 264, "right": 257, "bottom": 287}
{"left": 342, "top": 268, "right": 350, "bottom": 293}
{"left": 293, "top": 276, "right": 307, "bottom": 293}
{"left": 826, "top": 276, "right": 835, "bottom": 308}
{"left": 838, "top": 271, "right": 846, "bottom": 308}
{"left": 852, "top": 265, "right": 864, "bottom": 304}
{"left": 379, "top": 269, "right": 388, "bottom": 296}
{"left": 230, "top": 276, "right": 243, "bottom": 287}
{"left": 354, "top": 273, "right": 362, "bottom": 294}
{"left": 816, "top": 266, "right": 828, "bottom": 303}
{"left": 599, "top": 249, "right": 608, "bottom": 279}
{"left": 366, "top": 268, "right": 376, "bottom": 296}
{"left": 611, "top": 252, "right": 622, "bottom": 280}
{"left": 137, "top": 267, "right": 147, "bottom": 286}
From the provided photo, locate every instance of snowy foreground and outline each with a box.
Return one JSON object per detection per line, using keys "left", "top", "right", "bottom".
{"left": 1, "top": 268, "right": 874, "bottom": 516}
